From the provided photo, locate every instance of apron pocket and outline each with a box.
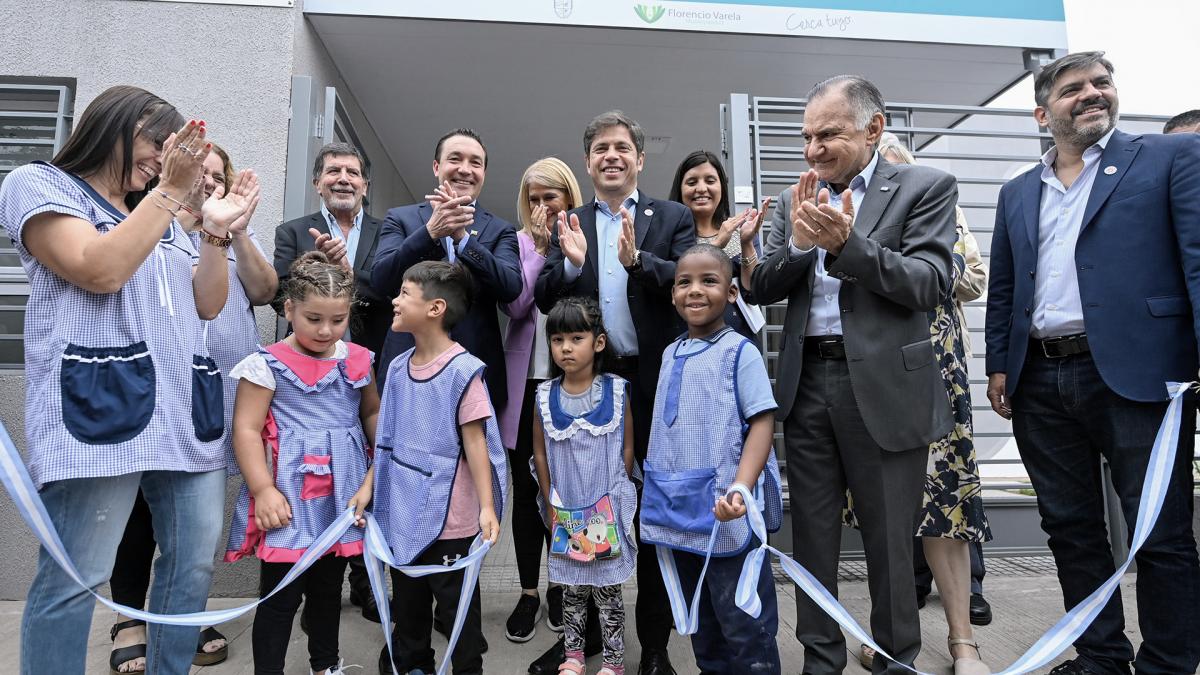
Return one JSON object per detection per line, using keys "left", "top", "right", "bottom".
{"left": 642, "top": 466, "right": 717, "bottom": 535}
{"left": 191, "top": 355, "right": 224, "bottom": 442}
{"left": 298, "top": 454, "right": 334, "bottom": 499}
{"left": 60, "top": 342, "right": 155, "bottom": 445}
{"left": 549, "top": 494, "right": 621, "bottom": 562}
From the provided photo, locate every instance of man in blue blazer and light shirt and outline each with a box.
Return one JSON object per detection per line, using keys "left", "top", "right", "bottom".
{"left": 370, "top": 128, "right": 522, "bottom": 404}
{"left": 985, "top": 52, "right": 1200, "bottom": 675}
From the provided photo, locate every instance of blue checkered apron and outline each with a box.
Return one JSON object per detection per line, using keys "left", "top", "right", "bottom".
{"left": 535, "top": 374, "right": 637, "bottom": 587}
{"left": 189, "top": 230, "right": 266, "bottom": 473}
{"left": 225, "top": 343, "right": 372, "bottom": 559}
{"left": 641, "top": 328, "right": 783, "bottom": 557}
{"left": 0, "top": 162, "right": 223, "bottom": 487}
{"left": 373, "top": 348, "right": 509, "bottom": 565}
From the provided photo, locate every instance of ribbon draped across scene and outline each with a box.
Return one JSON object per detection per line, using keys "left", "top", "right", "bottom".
{"left": 656, "top": 381, "right": 1193, "bottom": 675}
{"left": 0, "top": 419, "right": 488, "bottom": 675}
{"left": 0, "top": 381, "right": 1191, "bottom": 674}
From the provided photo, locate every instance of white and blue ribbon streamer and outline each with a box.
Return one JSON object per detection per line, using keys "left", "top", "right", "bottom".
{"left": 363, "top": 512, "right": 491, "bottom": 675}
{"left": 726, "top": 381, "right": 1193, "bottom": 675}
{"left": 0, "top": 417, "right": 358, "bottom": 625}
{"left": 0, "top": 381, "right": 1188, "bottom": 674}
{"left": 0, "top": 418, "right": 492, "bottom": 675}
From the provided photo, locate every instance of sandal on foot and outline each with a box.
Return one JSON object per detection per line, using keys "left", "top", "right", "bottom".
{"left": 193, "top": 626, "right": 229, "bottom": 666}
{"left": 857, "top": 644, "right": 875, "bottom": 670}
{"left": 109, "top": 619, "right": 147, "bottom": 675}
{"left": 557, "top": 658, "right": 585, "bottom": 674}
{"left": 948, "top": 637, "right": 990, "bottom": 675}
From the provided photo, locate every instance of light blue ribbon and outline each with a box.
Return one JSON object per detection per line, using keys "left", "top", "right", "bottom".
{"left": 727, "top": 381, "right": 1193, "bottom": 675}
{"left": 363, "top": 512, "right": 491, "bottom": 675}
{"left": 0, "top": 380, "right": 1188, "bottom": 673}
{"left": 0, "top": 418, "right": 492, "bottom": 675}
{"left": 0, "top": 418, "right": 359, "bottom": 625}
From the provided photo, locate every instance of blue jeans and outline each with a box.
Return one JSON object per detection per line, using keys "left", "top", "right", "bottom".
{"left": 673, "top": 543, "right": 781, "bottom": 675}
{"left": 20, "top": 469, "right": 226, "bottom": 675}
{"left": 1012, "top": 347, "right": 1200, "bottom": 675}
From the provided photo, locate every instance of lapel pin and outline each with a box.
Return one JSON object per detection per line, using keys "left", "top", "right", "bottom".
{"left": 644, "top": 209, "right": 653, "bottom": 217}
{"left": 470, "top": 229, "right": 478, "bottom": 236}
{"left": 880, "top": 186, "right": 890, "bottom": 192}
{"left": 1104, "top": 166, "right": 1117, "bottom": 175}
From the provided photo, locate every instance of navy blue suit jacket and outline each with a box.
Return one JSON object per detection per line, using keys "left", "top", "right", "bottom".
{"left": 370, "top": 201, "right": 522, "bottom": 405}
{"left": 533, "top": 193, "right": 695, "bottom": 398}
{"left": 985, "top": 130, "right": 1200, "bottom": 401}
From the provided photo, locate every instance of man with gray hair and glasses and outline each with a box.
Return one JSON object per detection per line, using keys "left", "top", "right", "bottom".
{"left": 752, "top": 75, "right": 957, "bottom": 674}
{"left": 986, "top": 51, "right": 1200, "bottom": 675}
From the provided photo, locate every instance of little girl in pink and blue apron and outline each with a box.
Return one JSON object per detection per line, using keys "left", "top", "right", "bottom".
{"left": 225, "top": 251, "right": 379, "bottom": 675}
{"left": 531, "top": 297, "right": 638, "bottom": 675}
{"left": 640, "top": 244, "right": 785, "bottom": 673}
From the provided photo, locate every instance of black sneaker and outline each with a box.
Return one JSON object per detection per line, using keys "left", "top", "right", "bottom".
{"left": 505, "top": 593, "right": 541, "bottom": 643}
{"left": 546, "top": 585, "right": 564, "bottom": 633}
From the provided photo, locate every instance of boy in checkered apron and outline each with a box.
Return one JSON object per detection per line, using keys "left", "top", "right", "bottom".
{"left": 640, "top": 244, "right": 785, "bottom": 673}
{"left": 530, "top": 297, "right": 638, "bottom": 675}
{"left": 373, "top": 261, "right": 508, "bottom": 675}
{"left": 225, "top": 252, "right": 379, "bottom": 675}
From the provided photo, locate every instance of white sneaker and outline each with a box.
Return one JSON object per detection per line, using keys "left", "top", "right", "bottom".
{"left": 313, "top": 659, "right": 362, "bottom": 675}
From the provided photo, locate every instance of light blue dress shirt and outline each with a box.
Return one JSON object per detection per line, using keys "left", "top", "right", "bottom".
{"left": 563, "top": 191, "right": 639, "bottom": 355}
{"left": 788, "top": 152, "right": 880, "bottom": 336}
{"left": 320, "top": 201, "right": 364, "bottom": 341}
{"left": 441, "top": 201, "right": 474, "bottom": 262}
{"left": 1031, "top": 128, "right": 1115, "bottom": 339}
{"left": 320, "top": 201, "right": 363, "bottom": 266}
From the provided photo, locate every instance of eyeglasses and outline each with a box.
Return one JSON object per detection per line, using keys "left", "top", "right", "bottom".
{"left": 134, "top": 123, "right": 169, "bottom": 152}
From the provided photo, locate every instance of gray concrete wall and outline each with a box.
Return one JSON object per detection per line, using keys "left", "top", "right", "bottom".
{"left": 0, "top": 0, "right": 406, "bottom": 600}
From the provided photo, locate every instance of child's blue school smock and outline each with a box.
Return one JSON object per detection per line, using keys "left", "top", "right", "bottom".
{"left": 0, "top": 162, "right": 224, "bottom": 488}
{"left": 225, "top": 340, "right": 373, "bottom": 561}
{"left": 373, "top": 347, "right": 508, "bottom": 565}
{"left": 534, "top": 373, "right": 638, "bottom": 587}
{"left": 640, "top": 327, "right": 784, "bottom": 556}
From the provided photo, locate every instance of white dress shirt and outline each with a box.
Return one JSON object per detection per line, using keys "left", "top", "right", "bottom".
{"left": 1030, "top": 128, "right": 1115, "bottom": 339}
{"left": 788, "top": 152, "right": 880, "bottom": 337}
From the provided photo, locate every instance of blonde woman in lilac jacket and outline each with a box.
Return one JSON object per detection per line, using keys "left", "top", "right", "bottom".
{"left": 498, "top": 157, "right": 584, "bottom": 642}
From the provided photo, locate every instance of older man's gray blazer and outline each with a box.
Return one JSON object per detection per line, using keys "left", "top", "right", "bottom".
{"left": 751, "top": 158, "right": 957, "bottom": 451}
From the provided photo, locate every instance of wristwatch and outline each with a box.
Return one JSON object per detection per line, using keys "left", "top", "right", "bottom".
{"left": 626, "top": 249, "right": 642, "bottom": 271}
{"left": 199, "top": 228, "right": 232, "bottom": 248}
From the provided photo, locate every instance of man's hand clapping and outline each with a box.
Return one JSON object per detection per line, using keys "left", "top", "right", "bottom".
{"left": 426, "top": 181, "right": 475, "bottom": 242}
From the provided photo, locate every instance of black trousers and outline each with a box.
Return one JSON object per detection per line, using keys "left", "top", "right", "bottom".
{"left": 253, "top": 555, "right": 349, "bottom": 675}
{"left": 510, "top": 378, "right": 552, "bottom": 591}
{"left": 386, "top": 536, "right": 485, "bottom": 675}
{"left": 785, "top": 353, "right": 927, "bottom": 674}
{"left": 608, "top": 359, "right": 672, "bottom": 653}
{"left": 1012, "top": 348, "right": 1200, "bottom": 674}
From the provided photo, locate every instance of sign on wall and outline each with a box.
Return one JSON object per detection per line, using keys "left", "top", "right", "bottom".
{"left": 303, "top": 0, "right": 1066, "bottom": 49}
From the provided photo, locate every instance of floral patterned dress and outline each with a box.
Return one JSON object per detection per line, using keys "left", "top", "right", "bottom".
{"left": 843, "top": 242, "right": 992, "bottom": 542}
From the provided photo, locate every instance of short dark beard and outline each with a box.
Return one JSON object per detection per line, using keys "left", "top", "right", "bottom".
{"left": 1047, "top": 101, "right": 1117, "bottom": 149}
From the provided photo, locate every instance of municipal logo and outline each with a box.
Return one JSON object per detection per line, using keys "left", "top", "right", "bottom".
{"left": 634, "top": 4, "right": 666, "bottom": 23}
{"left": 554, "top": 0, "right": 573, "bottom": 19}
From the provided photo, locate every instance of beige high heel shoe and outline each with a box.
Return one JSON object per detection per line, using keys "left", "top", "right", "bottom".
{"left": 949, "top": 637, "right": 991, "bottom": 675}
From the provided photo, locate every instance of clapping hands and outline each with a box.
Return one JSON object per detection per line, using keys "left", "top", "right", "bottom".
{"left": 790, "top": 169, "right": 854, "bottom": 254}
{"left": 426, "top": 181, "right": 475, "bottom": 241}
{"left": 202, "top": 169, "right": 260, "bottom": 237}
{"left": 556, "top": 211, "right": 587, "bottom": 268}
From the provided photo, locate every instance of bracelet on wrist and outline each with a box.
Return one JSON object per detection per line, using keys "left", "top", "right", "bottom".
{"left": 199, "top": 227, "right": 232, "bottom": 248}
{"left": 152, "top": 188, "right": 186, "bottom": 209}
{"left": 148, "top": 194, "right": 180, "bottom": 218}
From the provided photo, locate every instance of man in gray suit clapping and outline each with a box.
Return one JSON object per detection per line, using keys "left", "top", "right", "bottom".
{"left": 751, "top": 75, "right": 957, "bottom": 674}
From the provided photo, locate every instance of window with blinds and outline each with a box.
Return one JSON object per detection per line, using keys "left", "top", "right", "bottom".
{"left": 0, "top": 81, "right": 74, "bottom": 367}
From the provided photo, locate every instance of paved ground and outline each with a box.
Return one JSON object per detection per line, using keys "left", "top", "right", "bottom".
{"left": 1, "top": 526, "right": 1179, "bottom": 675}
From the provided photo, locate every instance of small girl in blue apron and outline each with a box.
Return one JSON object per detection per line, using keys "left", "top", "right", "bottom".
{"left": 373, "top": 260, "right": 508, "bottom": 675}
{"left": 640, "top": 244, "right": 784, "bottom": 673}
{"left": 225, "top": 251, "right": 379, "bottom": 675}
{"left": 530, "top": 297, "right": 637, "bottom": 675}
